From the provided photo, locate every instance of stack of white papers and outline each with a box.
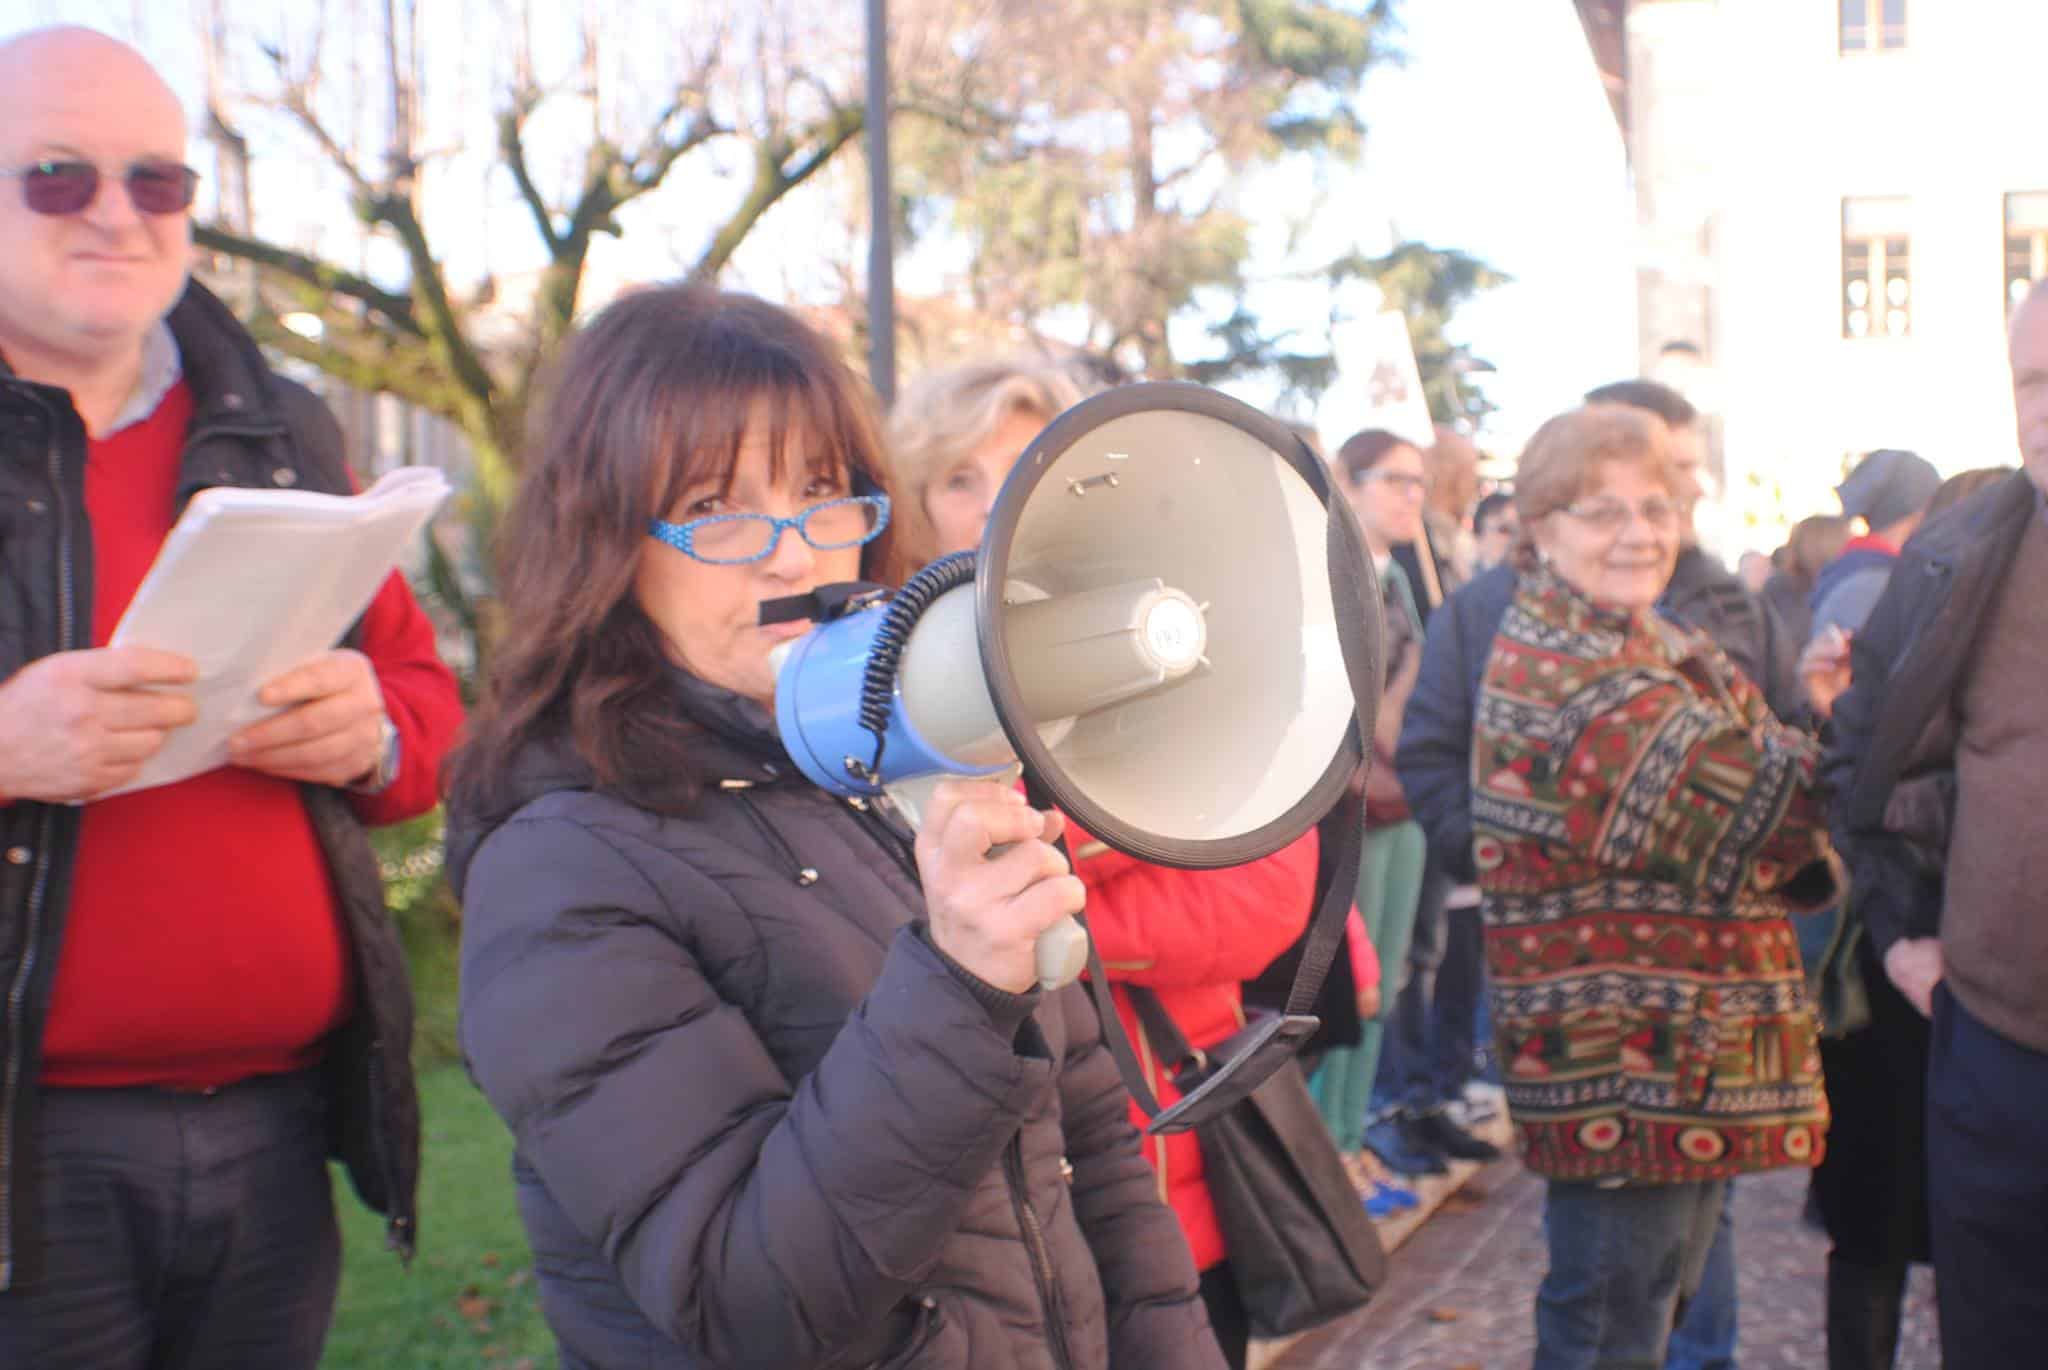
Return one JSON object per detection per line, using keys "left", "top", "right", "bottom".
{"left": 105, "top": 465, "right": 453, "bottom": 797}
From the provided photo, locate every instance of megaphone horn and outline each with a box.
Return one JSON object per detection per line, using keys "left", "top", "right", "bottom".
{"left": 768, "top": 381, "right": 1384, "bottom": 1131}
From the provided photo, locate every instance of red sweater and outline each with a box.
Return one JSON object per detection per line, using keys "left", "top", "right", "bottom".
{"left": 1077, "top": 826, "right": 1320, "bottom": 1272}
{"left": 37, "top": 379, "right": 462, "bottom": 1089}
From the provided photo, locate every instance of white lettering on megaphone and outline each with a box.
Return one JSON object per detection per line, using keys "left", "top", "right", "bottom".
{"left": 1140, "top": 595, "right": 1204, "bottom": 671}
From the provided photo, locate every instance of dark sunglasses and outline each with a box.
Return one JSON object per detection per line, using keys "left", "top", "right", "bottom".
{"left": 2, "top": 158, "right": 199, "bottom": 217}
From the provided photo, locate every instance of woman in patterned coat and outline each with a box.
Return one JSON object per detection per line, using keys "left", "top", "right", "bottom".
{"left": 1470, "top": 404, "right": 1837, "bottom": 1369}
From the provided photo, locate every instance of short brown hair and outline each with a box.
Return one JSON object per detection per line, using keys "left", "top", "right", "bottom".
{"left": 1782, "top": 514, "right": 1851, "bottom": 583}
{"left": 1513, "top": 405, "right": 1681, "bottom": 558}
{"left": 449, "top": 285, "right": 905, "bottom": 819}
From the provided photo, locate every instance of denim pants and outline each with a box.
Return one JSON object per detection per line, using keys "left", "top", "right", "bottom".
{"left": 1372, "top": 870, "right": 1485, "bottom": 1118}
{"left": 0, "top": 1068, "right": 341, "bottom": 1369}
{"left": 1534, "top": 1178, "right": 1727, "bottom": 1370}
{"left": 1662, "top": 1184, "right": 1737, "bottom": 1370}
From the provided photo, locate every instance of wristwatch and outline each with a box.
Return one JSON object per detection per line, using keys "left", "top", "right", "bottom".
{"left": 348, "top": 714, "right": 402, "bottom": 796}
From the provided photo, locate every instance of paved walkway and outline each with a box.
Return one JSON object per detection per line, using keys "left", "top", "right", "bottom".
{"left": 1265, "top": 1165, "right": 1939, "bottom": 1369}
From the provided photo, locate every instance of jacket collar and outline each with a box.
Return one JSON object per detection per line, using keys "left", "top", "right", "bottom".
{"left": 669, "top": 666, "right": 794, "bottom": 783}
{"left": 0, "top": 279, "right": 290, "bottom": 490}
{"left": 162, "top": 280, "right": 290, "bottom": 444}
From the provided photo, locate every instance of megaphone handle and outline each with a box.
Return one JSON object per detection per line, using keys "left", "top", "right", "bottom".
{"left": 982, "top": 840, "right": 1090, "bottom": 991}
{"left": 886, "top": 775, "right": 1093, "bottom": 993}
{"left": 1036, "top": 915, "right": 1090, "bottom": 992}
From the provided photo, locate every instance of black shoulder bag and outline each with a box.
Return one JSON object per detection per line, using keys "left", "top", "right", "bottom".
{"left": 1126, "top": 986, "right": 1386, "bottom": 1339}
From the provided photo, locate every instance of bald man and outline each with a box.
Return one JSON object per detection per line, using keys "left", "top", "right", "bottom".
{"left": 0, "top": 27, "right": 462, "bottom": 1366}
{"left": 1823, "top": 280, "right": 2048, "bottom": 1366}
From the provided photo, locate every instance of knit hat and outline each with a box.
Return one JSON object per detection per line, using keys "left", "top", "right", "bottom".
{"left": 1837, "top": 449, "right": 1939, "bottom": 529}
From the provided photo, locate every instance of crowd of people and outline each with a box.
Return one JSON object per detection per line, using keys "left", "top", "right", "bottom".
{"left": 3, "top": 21, "right": 2046, "bottom": 1370}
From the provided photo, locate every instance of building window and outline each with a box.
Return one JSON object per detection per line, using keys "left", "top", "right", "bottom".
{"left": 1841, "top": 0, "right": 1906, "bottom": 52}
{"left": 1843, "top": 197, "right": 1911, "bottom": 339}
{"left": 2007, "top": 192, "right": 2048, "bottom": 314}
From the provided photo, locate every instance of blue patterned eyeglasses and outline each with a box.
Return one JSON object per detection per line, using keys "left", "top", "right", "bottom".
{"left": 648, "top": 494, "right": 890, "bottom": 565}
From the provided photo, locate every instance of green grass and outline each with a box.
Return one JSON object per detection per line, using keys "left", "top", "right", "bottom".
{"left": 323, "top": 1066, "right": 556, "bottom": 1370}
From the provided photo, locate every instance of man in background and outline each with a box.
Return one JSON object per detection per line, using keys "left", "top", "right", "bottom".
{"left": 1809, "top": 447, "right": 1939, "bottom": 641}
{"left": 0, "top": 26, "right": 461, "bottom": 1366}
{"left": 1470, "top": 490, "right": 1518, "bottom": 573}
{"left": 1823, "top": 280, "right": 2048, "bottom": 1367}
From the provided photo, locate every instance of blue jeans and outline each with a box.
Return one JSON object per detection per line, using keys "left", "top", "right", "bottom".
{"left": 1535, "top": 1178, "right": 1726, "bottom": 1370}
{"left": 0, "top": 1069, "right": 341, "bottom": 1369}
{"left": 1373, "top": 876, "right": 1485, "bottom": 1117}
{"left": 1663, "top": 1184, "right": 1737, "bottom": 1370}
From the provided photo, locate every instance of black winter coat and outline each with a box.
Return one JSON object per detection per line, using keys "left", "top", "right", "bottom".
{"left": 447, "top": 679, "right": 1220, "bottom": 1370}
{"left": 0, "top": 282, "right": 419, "bottom": 1289}
{"left": 1821, "top": 472, "right": 2038, "bottom": 956}
{"left": 1395, "top": 549, "right": 1805, "bottom": 883}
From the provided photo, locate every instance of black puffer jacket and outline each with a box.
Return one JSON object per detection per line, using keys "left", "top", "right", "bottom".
{"left": 1823, "top": 473, "right": 2038, "bottom": 955}
{"left": 447, "top": 676, "right": 1220, "bottom": 1370}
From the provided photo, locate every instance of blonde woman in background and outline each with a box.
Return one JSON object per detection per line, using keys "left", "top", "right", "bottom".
{"left": 888, "top": 358, "right": 1085, "bottom": 563}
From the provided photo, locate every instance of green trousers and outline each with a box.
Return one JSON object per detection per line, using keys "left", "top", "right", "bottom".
{"left": 1309, "top": 818, "right": 1427, "bottom": 1151}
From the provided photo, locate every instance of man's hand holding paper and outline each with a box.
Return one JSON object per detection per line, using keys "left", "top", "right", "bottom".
{"left": 103, "top": 466, "right": 451, "bottom": 797}
{"left": 0, "top": 646, "right": 198, "bottom": 802}
{"left": 229, "top": 648, "right": 389, "bottom": 789}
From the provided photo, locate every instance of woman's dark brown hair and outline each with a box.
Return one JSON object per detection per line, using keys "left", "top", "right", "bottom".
{"left": 448, "top": 285, "right": 906, "bottom": 817}
{"left": 1333, "top": 428, "right": 1419, "bottom": 485}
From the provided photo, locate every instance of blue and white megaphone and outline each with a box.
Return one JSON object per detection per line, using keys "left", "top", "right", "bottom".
{"left": 769, "top": 382, "right": 1380, "bottom": 1000}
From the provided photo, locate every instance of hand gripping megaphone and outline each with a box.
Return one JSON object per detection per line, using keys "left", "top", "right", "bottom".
{"left": 767, "top": 382, "right": 1383, "bottom": 1132}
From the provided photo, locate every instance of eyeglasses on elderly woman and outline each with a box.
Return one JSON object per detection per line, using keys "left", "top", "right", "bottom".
{"left": 648, "top": 494, "right": 891, "bottom": 565}
{"left": 1557, "top": 495, "right": 1681, "bottom": 534}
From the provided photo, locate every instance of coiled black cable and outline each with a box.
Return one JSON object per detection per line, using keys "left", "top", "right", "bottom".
{"left": 852, "top": 550, "right": 977, "bottom": 781}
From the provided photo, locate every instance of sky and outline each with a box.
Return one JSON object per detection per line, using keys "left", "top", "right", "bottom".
{"left": 1318, "top": 0, "right": 1638, "bottom": 452}
{"left": 11, "top": 0, "right": 1639, "bottom": 457}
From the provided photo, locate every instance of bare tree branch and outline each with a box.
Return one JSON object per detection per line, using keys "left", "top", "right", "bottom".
{"left": 195, "top": 223, "right": 425, "bottom": 335}
{"left": 259, "top": 41, "right": 377, "bottom": 199}
{"left": 496, "top": 88, "right": 562, "bottom": 254}
{"left": 689, "top": 101, "right": 864, "bottom": 284}
{"left": 241, "top": 307, "right": 453, "bottom": 413}
{"left": 623, "top": 42, "right": 726, "bottom": 192}
{"left": 370, "top": 194, "right": 505, "bottom": 446}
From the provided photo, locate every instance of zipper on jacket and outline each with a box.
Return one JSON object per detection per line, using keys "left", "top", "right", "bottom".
{"left": 365, "top": 1039, "right": 413, "bottom": 1261}
{"left": 0, "top": 424, "right": 78, "bottom": 1290}
{"left": 1004, "top": 1134, "right": 1076, "bottom": 1370}
{"left": 718, "top": 782, "right": 819, "bottom": 886}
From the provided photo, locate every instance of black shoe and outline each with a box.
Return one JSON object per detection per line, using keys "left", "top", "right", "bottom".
{"left": 1824, "top": 1255, "right": 1905, "bottom": 1370}
{"left": 1365, "top": 1116, "right": 1448, "bottom": 1177}
{"left": 1412, "top": 1107, "right": 1502, "bottom": 1163}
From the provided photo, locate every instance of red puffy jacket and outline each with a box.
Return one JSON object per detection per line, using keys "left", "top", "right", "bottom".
{"left": 1075, "top": 826, "right": 1320, "bottom": 1272}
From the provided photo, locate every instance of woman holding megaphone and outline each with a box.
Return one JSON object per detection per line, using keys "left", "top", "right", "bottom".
{"left": 445, "top": 287, "right": 1225, "bottom": 1370}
